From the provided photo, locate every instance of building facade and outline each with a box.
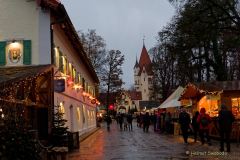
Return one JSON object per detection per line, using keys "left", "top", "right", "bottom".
{"left": 0, "top": 0, "right": 99, "bottom": 138}
{"left": 134, "top": 44, "right": 153, "bottom": 101}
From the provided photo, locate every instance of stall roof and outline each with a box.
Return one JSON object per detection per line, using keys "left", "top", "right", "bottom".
{"left": 0, "top": 65, "right": 53, "bottom": 85}
{"left": 179, "top": 81, "right": 239, "bottom": 100}
{"left": 157, "top": 86, "right": 184, "bottom": 109}
{"left": 139, "top": 101, "right": 160, "bottom": 110}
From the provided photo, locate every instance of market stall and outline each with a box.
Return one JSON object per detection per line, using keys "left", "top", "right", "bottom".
{"left": 155, "top": 86, "right": 185, "bottom": 134}
{"left": 180, "top": 81, "right": 240, "bottom": 140}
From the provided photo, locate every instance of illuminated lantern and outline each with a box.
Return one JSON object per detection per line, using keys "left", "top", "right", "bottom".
{"left": 109, "top": 104, "right": 114, "bottom": 110}
{"left": 67, "top": 78, "right": 74, "bottom": 86}
{"left": 91, "top": 98, "right": 96, "bottom": 104}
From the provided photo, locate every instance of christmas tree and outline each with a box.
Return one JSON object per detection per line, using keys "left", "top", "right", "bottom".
{"left": 51, "top": 105, "right": 69, "bottom": 147}
{"left": 0, "top": 105, "right": 40, "bottom": 160}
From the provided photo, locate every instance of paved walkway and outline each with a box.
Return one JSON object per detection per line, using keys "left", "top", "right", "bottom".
{"left": 69, "top": 121, "right": 240, "bottom": 160}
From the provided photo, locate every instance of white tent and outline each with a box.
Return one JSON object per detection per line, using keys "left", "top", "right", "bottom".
{"left": 157, "top": 86, "right": 184, "bottom": 109}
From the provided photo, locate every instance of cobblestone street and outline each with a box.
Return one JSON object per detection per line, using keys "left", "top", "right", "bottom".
{"left": 69, "top": 121, "right": 240, "bottom": 160}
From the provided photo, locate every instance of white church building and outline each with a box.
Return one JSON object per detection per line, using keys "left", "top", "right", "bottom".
{"left": 134, "top": 44, "right": 159, "bottom": 111}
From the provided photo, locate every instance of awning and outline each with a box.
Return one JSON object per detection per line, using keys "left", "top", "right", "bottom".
{"left": 157, "top": 86, "right": 184, "bottom": 109}
{"left": 180, "top": 82, "right": 223, "bottom": 100}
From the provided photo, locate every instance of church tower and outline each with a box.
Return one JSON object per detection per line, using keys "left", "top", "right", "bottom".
{"left": 134, "top": 43, "right": 153, "bottom": 101}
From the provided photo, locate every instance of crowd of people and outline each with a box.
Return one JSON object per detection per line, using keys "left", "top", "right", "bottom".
{"left": 179, "top": 104, "right": 235, "bottom": 152}
{"left": 104, "top": 103, "right": 235, "bottom": 152}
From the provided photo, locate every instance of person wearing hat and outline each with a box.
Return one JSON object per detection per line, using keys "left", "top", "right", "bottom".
{"left": 218, "top": 104, "right": 235, "bottom": 152}
{"left": 197, "top": 107, "right": 212, "bottom": 145}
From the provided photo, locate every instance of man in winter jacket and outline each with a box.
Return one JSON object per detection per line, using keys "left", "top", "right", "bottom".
{"left": 218, "top": 104, "right": 235, "bottom": 152}
{"left": 179, "top": 108, "right": 191, "bottom": 144}
{"left": 197, "top": 107, "right": 212, "bottom": 145}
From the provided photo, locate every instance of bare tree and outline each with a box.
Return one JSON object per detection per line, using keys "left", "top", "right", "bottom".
{"left": 78, "top": 29, "right": 107, "bottom": 75}
{"left": 101, "top": 50, "right": 124, "bottom": 115}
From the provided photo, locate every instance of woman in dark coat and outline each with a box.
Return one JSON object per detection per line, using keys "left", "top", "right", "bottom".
{"left": 192, "top": 111, "right": 199, "bottom": 142}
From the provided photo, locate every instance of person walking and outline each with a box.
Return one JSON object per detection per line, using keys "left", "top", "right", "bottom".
{"left": 106, "top": 115, "right": 112, "bottom": 131}
{"left": 197, "top": 107, "right": 212, "bottom": 145}
{"left": 151, "top": 112, "right": 157, "bottom": 132}
{"left": 143, "top": 112, "right": 151, "bottom": 132}
{"left": 218, "top": 104, "right": 235, "bottom": 152}
{"left": 192, "top": 111, "right": 200, "bottom": 142}
{"left": 123, "top": 114, "right": 128, "bottom": 131}
{"left": 179, "top": 108, "right": 191, "bottom": 144}
{"left": 165, "top": 112, "right": 172, "bottom": 134}
{"left": 127, "top": 114, "right": 133, "bottom": 131}
{"left": 118, "top": 114, "right": 123, "bottom": 131}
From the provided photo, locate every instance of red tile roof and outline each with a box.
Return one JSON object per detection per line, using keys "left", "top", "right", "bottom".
{"left": 127, "top": 90, "right": 142, "bottom": 100}
{"left": 37, "top": 0, "right": 60, "bottom": 8}
{"left": 138, "top": 45, "right": 153, "bottom": 75}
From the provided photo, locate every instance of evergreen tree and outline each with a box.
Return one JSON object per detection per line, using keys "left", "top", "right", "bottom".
{"left": 0, "top": 105, "right": 40, "bottom": 160}
{"left": 51, "top": 105, "right": 68, "bottom": 147}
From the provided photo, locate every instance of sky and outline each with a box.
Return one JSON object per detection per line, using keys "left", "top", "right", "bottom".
{"left": 61, "top": 0, "right": 175, "bottom": 88}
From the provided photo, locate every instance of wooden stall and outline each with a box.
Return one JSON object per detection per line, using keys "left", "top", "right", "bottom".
{"left": 0, "top": 65, "right": 54, "bottom": 140}
{"left": 180, "top": 81, "right": 240, "bottom": 140}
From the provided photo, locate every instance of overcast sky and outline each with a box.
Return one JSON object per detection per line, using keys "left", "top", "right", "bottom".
{"left": 61, "top": 0, "right": 175, "bottom": 88}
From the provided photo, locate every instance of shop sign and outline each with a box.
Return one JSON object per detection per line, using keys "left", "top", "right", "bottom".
{"left": 54, "top": 79, "right": 65, "bottom": 92}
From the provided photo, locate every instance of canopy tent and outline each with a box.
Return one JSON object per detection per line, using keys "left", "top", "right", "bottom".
{"left": 157, "top": 86, "right": 184, "bottom": 109}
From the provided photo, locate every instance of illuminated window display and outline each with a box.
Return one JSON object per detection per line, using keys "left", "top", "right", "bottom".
{"left": 198, "top": 95, "right": 219, "bottom": 117}
{"left": 231, "top": 98, "right": 240, "bottom": 119}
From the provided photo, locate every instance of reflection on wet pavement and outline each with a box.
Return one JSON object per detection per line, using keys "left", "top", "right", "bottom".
{"left": 69, "top": 121, "right": 240, "bottom": 160}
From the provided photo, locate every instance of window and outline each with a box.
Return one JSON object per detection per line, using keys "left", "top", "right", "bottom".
{"left": 59, "top": 102, "right": 65, "bottom": 114}
{"left": 54, "top": 47, "right": 60, "bottom": 68}
{"left": 73, "top": 68, "right": 76, "bottom": 83}
{"left": 68, "top": 62, "right": 72, "bottom": 78}
{"left": 232, "top": 98, "right": 240, "bottom": 119}
{"left": 148, "top": 78, "right": 152, "bottom": 84}
{"left": 63, "top": 56, "right": 67, "bottom": 74}
{"left": 76, "top": 107, "right": 81, "bottom": 121}
{"left": 82, "top": 78, "right": 85, "bottom": 91}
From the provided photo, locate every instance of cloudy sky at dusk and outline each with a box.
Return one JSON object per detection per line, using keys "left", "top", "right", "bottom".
{"left": 61, "top": 0, "right": 175, "bottom": 88}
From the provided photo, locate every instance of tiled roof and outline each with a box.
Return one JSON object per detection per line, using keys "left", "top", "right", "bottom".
{"left": 134, "top": 58, "right": 139, "bottom": 68}
{"left": 127, "top": 90, "right": 142, "bottom": 100}
{"left": 138, "top": 45, "right": 153, "bottom": 75}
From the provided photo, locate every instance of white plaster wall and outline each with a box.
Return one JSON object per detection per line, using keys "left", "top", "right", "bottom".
{"left": 140, "top": 69, "right": 148, "bottom": 100}
{"left": 53, "top": 24, "right": 96, "bottom": 85}
{"left": 0, "top": 0, "right": 51, "bottom": 65}
{"left": 53, "top": 24, "right": 97, "bottom": 135}
{"left": 38, "top": 9, "right": 51, "bottom": 64}
{"left": 136, "top": 68, "right": 153, "bottom": 101}
{"left": 54, "top": 93, "right": 96, "bottom": 135}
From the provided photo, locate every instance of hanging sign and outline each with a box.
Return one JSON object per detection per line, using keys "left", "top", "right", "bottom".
{"left": 54, "top": 79, "right": 65, "bottom": 92}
